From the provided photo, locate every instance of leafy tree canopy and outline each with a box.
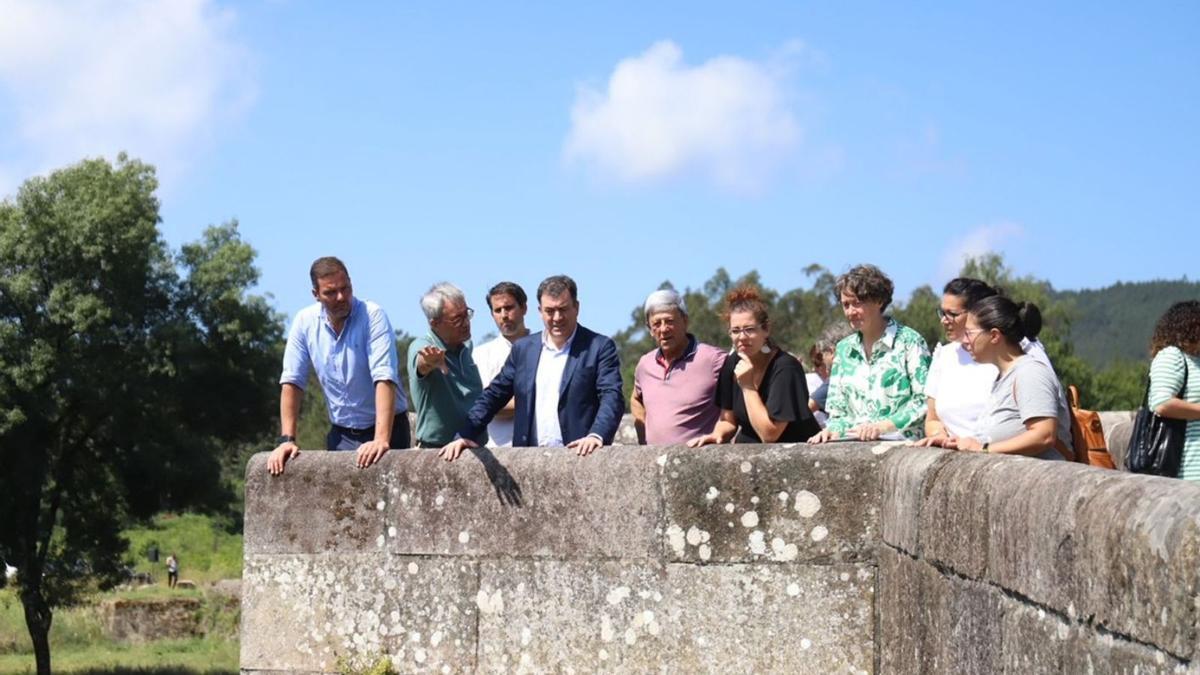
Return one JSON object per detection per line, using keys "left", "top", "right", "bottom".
{"left": 0, "top": 155, "right": 282, "bottom": 674}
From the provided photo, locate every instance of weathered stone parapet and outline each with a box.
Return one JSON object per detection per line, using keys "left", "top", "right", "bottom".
{"left": 243, "top": 437, "right": 1199, "bottom": 673}
{"left": 880, "top": 448, "right": 1200, "bottom": 671}
{"left": 242, "top": 443, "right": 886, "bottom": 673}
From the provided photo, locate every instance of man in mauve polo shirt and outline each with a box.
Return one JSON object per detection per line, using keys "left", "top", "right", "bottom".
{"left": 631, "top": 289, "right": 726, "bottom": 445}
{"left": 267, "top": 256, "right": 410, "bottom": 476}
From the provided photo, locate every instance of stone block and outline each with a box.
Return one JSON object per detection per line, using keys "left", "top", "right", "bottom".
{"left": 919, "top": 563, "right": 1005, "bottom": 674}
{"left": 879, "top": 447, "right": 952, "bottom": 554}
{"left": 384, "top": 445, "right": 661, "bottom": 559}
{"left": 1065, "top": 629, "right": 1188, "bottom": 674}
{"left": 877, "top": 546, "right": 925, "bottom": 674}
{"left": 997, "top": 596, "right": 1070, "bottom": 673}
{"left": 661, "top": 443, "right": 887, "bottom": 564}
{"left": 244, "top": 452, "right": 389, "bottom": 554}
{"left": 981, "top": 458, "right": 1104, "bottom": 610}
{"left": 918, "top": 452, "right": 1021, "bottom": 579}
{"left": 475, "top": 558, "right": 875, "bottom": 674}
{"left": 240, "top": 553, "right": 478, "bottom": 673}
{"left": 1069, "top": 474, "right": 1200, "bottom": 660}
{"left": 1106, "top": 420, "right": 1134, "bottom": 471}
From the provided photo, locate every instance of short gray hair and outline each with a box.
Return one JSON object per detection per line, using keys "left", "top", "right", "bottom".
{"left": 644, "top": 289, "right": 687, "bottom": 322}
{"left": 420, "top": 282, "right": 466, "bottom": 321}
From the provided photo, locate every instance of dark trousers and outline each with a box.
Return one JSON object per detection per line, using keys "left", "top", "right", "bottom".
{"left": 326, "top": 413, "right": 412, "bottom": 451}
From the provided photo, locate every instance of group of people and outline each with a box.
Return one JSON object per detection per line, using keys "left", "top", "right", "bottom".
{"left": 265, "top": 256, "right": 1200, "bottom": 482}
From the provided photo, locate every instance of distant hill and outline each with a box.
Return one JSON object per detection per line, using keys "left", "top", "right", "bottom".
{"left": 1056, "top": 279, "right": 1200, "bottom": 367}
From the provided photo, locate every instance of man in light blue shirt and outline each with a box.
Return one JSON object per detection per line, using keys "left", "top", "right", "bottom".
{"left": 267, "top": 257, "right": 410, "bottom": 475}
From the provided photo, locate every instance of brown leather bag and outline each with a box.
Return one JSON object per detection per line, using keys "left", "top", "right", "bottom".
{"left": 1060, "top": 385, "right": 1116, "bottom": 469}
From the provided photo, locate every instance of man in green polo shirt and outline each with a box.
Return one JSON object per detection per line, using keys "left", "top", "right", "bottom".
{"left": 408, "top": 282, "right": 484, "bottom": 447}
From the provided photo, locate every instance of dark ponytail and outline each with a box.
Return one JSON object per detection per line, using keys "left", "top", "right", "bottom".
{"left": 942, "top": 277, "right": 998, "bottom": 308}
{"left": 968, "top": 296, "right": 1043, "bottom": 345}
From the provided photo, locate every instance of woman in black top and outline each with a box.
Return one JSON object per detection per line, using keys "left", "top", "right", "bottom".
{"left": 688, "top": 286, "right": 820, "bottom": 446}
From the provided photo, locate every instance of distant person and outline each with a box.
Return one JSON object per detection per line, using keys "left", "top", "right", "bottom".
{"left": 810, "top": 264, "right": 931, "bottom": 443}
{"left": 923, "top": 278, "right": 1052, "bottom": 441}
{"left": 631, "top": 289, "right": 726, "bottom": 445}
{"left": 688, "top": 286, "right": 820, "bottom": 447}
{"left": 1146, "top": 300, "right": 1200, "bottom": 480}
{"left": 919, "top": 296, "right": 1072, "bottom": 460}
{"left": 408, "top": 283, "right": 483, "bottom": 448}
{"left": 806, "top": 324, "right": 852, "bottom": 427}
{"left": 267, "top": 257, "right": 409, "bottom": 476}
{"left": 439, "top": 275, "right": 624, "bottom": 460}
{"left": 472, "top": 282, "right": 532, "bottom": 447}
{"left": 165, "top": 553, "right": 178, "bottom": 589}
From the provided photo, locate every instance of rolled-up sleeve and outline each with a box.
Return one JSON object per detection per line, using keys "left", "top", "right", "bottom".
{"left": 279, "top": 313, "right": 311, "bottom": 388}
{"left": 1149, "top": 347, "right": 1186, "bottom": 409}
{"left": 367, "top": 305, "right": 401, "bottom": 386}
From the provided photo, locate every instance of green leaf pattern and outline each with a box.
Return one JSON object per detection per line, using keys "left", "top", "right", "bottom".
{"left": 826, "top": 318, "right": 931, "bottom": 439}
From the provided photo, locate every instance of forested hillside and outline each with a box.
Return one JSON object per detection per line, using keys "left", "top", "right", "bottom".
{"left": 1057, "top": 280, "right": 1200, "bottom": 367}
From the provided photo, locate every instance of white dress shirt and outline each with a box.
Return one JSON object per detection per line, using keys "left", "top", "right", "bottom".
{"left": 473, "top": 335, "right": 515, "bottom": 447}
{"left": 534, "top": 329, "right": 576, "bottom": 447}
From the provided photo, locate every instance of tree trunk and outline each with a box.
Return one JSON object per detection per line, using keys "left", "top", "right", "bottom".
{"left": 21, "top": 587, "right": 52, "bottom": 675}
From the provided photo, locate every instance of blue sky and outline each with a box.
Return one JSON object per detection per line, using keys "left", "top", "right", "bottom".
{"left": 0, "top": 1, "right": 1197, "bottom": 339}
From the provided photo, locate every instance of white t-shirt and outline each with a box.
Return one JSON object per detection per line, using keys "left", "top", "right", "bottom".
{"left": 473, "top": 336, "right": 515, "bottom": 447}
{"left": 925, "top": 339, "right": 1052, "bottom": 438}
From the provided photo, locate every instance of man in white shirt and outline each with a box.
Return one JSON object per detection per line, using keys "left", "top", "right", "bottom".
{"left": 472, "top": 282, "right": 531, "bottom": 447}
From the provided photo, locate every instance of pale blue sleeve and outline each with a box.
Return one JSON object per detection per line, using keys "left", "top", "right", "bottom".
{"left": 279, "top": 314, "right": 311, "bottom": 388}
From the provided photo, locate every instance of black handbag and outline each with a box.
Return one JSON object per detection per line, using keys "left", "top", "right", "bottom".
{"left": 1125, "top": 361, "right": 1190, "bottom": 476}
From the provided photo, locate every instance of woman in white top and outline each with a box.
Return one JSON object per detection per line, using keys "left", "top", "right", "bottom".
{"left": 922, "top": 278, "right": 1051, "bottom": 442}
{"left": 919, "top": 296, "right": 1072, "bottom": 460}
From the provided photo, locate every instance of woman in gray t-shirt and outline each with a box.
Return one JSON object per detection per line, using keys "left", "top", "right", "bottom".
{"left": 918, "top": 296, "right": 1072, "bottom": 460}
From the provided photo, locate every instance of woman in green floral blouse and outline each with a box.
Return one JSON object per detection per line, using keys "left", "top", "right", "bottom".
{"left": 809, "top": 264, "right": 931, "bottom": 443}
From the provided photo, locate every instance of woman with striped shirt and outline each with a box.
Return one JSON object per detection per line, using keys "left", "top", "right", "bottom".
{"left": 1148, "top": 301, "right": 1200, "bottom": 481}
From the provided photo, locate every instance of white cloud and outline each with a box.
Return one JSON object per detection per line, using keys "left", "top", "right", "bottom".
{"left": 563, "top": 41, "right": 802, "bottom": 192}
{"left": 938, "top": 222, "right": 1025, "bottom": 281}
{"left": 0, "top": 0, "right": 254, "bottom": 197}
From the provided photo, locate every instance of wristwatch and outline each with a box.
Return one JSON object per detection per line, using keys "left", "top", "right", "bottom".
{"left": 276, "top": 434, "right": 296, "bottom": 444}
{"left": 982, "top": 441, "right": 990, "bottom": 452}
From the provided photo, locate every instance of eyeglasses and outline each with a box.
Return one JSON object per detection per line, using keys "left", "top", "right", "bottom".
{"left": 936, "top": 307, "right": 966, "bottom": 321}
{"left": 961, "top": 327, "right": 988, "bottom": 340}
{"left": 443, "top": 308, "right": 475, "bottom": 327}
{"left": 728, "top": 325, "right": 762, "bottom": 338}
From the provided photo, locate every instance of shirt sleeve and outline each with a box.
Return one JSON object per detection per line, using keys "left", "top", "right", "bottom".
{"left": 715, "top": 354, "right": 736, "bottom": 412}
{"left": 824, "top": 346, "right": 851, "bottom": 435}
{"left": 1149, "top": 347, "right": 1187, "bottom": 409}
{"left": 367, "top": 305, "right": 401, "bottom": 386}
{"left": 885, "top": 336, "right": 931, "bottom": 433}
{"left": 279, "top": 313, "right": 311, "bottom": 388}
{"left": 925, "top": 343, "right": 943, "bottom": 400}
{"left": 1014, "top": 362, "right": 1063, "bottom": 422}
{"left": 765, "top": 360, "right": 809, "bottom": 424}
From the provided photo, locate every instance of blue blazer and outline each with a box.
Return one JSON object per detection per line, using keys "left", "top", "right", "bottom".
{"left": 459, "top": 325, "right": 624, "bottom": 446}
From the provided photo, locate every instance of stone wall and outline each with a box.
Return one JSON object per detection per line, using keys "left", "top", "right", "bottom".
{"left": 241, "top": 442, "right": 891, "bottom": 673}
{"left": 241, "top": 432, "right": 1200, "bottom": 673}
{"left": 880, "top": 448, "right": 1200, "bottom": 674}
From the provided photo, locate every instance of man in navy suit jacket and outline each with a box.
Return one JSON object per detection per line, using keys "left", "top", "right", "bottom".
{"left": 439, "top": 275, "right": 623, "bottom": 460}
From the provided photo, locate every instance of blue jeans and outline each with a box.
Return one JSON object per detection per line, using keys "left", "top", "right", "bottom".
{"left": 326, "top": 413, "right": 412, "bottom": 451}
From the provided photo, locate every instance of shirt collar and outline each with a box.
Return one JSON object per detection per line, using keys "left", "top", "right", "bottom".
{"left": 850, "top": 317, "right": 899, "bottom": 356}
{"left": 321, "top": 298, "right": 359, "bottom": 331}
{"left": 656, "top": 334, "right": 698, "bottom": 367}
{"left": 541, "top": 327, "right": 577, "bottom": 354}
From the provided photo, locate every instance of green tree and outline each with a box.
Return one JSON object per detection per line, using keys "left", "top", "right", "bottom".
{"left": 0, "top": 155, "right": 282, "bottom": 674}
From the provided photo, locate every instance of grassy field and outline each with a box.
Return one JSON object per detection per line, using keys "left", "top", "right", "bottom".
{"left": 0, "top": 588, "right": 238, "bottom": 674}
{"left": 122, "top": 513, "right": 243, "bottom": 585}
{"left": 1, "top": 513, "right": 243, "bottom": 674}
